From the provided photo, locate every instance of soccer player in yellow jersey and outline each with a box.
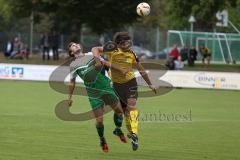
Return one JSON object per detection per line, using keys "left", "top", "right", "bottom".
{"left": 200, "top": 45, "right": 211, "bottom": 65}
{"left": 92, "top": 32, "right": 156, "bottom": 151}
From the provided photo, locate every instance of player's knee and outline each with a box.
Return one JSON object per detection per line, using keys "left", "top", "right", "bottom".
{"left": 127, "top": 98, "right": 137, "bottom": 110}
{"left": 95, "top": 116, "right": 103, "bottom": 124}
{"left": 115, "top": 106, "right": 123, "bottom": 114}
{"left": 96, "top": 120, "right": 103, "bottom": 126}
{"left": 112, "top": 102, "right": 123, "bottom": 114}
{"left": 128, "top": 98, "right": 136, "bottom": 106}
{"left": 114, "top": 108, "right": 123, "bottom": 114}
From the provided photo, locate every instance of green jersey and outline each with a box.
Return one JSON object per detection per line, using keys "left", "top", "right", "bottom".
{"left": 70, "top": 54, "right": 118, "bottom": 109}
{"left": 70, "top": 55, "right": 110, "bottom": 83}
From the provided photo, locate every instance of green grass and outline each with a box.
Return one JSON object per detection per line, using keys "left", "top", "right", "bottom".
{"left": 0, "top": 80, "right": 240, "bottom": 160}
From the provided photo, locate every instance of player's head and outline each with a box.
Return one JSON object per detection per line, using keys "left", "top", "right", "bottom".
{"left": 68, "top": 42, "right": 83, "bottom": 57}
{"left": 113, "top": 32, "right": 132, "bottom": 51}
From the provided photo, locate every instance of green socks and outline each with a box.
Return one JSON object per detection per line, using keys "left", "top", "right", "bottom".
{"left": 96, "top": 124, "right": 104, "bottom": 138}
{"left": 114, "top": 113, "right": 123, "bottom": 127}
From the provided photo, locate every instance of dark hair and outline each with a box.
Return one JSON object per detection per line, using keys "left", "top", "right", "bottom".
{"left": 113, "top": 32, "right": 131, "bottom": 44}
{"left": 68, "top": 42, "right": 75, "bottom": 57}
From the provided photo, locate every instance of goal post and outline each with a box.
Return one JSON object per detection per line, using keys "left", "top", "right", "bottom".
{"left": 167, "top": 30, "right": 240, "bottom": 64}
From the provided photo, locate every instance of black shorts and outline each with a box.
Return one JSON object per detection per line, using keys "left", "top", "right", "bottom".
{"left": 203, "top": 54, "right": 211, "bottom": 59}
{"left": 113, "top": 78, "right": 138, "bottom": 108}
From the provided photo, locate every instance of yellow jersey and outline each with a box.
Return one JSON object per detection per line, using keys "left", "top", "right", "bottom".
{"left": 200, "top": 47, "right": 211, "bottom": 55}
{"left": 105, "top": 49, "right": 139, "bottom": 84}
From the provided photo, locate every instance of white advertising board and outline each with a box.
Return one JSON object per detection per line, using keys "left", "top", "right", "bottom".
{"left": 1, "top": 63, "right": 240, "bottom": 90}
{"left": 160, "top": 71, "right": 240, "bottom": 90}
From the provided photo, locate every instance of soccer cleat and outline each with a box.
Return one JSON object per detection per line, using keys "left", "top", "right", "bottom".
{"left": 131, "top": 140, "right": 138, "bottom": 151}
{"left": 113, "top": 128, "right": 127, "bottom": 143}
{"left": 127, "top": 132, "right": 138, "bottom": 151}
{"left": 100, "top": 137, "right": 109, "bottom": 153}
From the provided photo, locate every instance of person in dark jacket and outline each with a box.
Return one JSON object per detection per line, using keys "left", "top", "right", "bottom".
{"left": 188, "top": 46, "right": 198, "bottom": 66}
{"left": 4, "top": 40, "right": 13, "bottom": 57}
{"left": 40, "top": 32, "right": 50, "bottom": 60}
{"left": 51, "top": 31, "right": 59, "bottom": 60}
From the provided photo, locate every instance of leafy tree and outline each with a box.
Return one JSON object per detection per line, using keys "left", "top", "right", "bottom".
{"left": 228, "top": 0, "right": 240, "bottom": 32}
{"left": 165, "top": 0, "right": 234, "bottom": 31}
{"left": 0, "top": 0, "right": 13, "bottom": 30}
{"left": 2, "top": 0, "right": 151, "bottom": 35}
{"left": 3, "top": 0, "right": 240, "bottom": 34}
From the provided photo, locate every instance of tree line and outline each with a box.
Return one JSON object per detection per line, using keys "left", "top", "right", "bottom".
{"left": 0, "top": 0, "right": 240, "bottom": 34}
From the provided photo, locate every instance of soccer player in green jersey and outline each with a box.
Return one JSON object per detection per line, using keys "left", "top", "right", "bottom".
{"left": 67, "top": 42, "right": 127, "bottom": 153}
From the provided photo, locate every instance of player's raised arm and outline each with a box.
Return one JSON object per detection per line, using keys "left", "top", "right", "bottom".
{"left": 91, "top": 42, "right": 130, "bottom": 75}
{"left": 102, "top": 60, "right": 130, "bottom": 76}
{"left": 91, "top": 46, "right": 104, "bottom": 57}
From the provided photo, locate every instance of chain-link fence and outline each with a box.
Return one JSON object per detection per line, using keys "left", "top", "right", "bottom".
{"left": 0, "top": 26, "right": 168, "bottom": 57}
{"left": 2, "top": 28, "right": 239, "bottom": 63}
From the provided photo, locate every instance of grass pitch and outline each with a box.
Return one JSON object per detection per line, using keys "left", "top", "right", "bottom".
{"left": 0, "top": 80, "right": 240, "bottom": 160}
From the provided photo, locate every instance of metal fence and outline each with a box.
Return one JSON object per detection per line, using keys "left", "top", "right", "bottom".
{"left": 0, "top": 26, "right": 168, "bottom": 56}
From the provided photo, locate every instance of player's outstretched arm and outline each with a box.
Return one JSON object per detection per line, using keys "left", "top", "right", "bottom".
{"left": 136, "top": 62, "right": 157, "bottom": 94}
{"left": 91, "top": 46, "right": 130, "bottom": 75}
{"left": 101, "top": 60, "right": 130, "bottom": 76}
{"left": 68, "top": 78, "right": 75, "bottom": 106}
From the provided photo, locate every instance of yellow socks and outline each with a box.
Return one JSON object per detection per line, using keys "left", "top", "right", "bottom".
{"left": 125, "top": 115, "right": 131, "bottom": 132}
{"left": 125, "top": 109, "right": 139, "bottom": 135}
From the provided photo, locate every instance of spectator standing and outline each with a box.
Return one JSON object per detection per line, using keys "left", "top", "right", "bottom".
{"left": 200, "top": 45, "right": 211, "bottom": 65}
{"left": 180, "top": 45, "right": 188, "bottom": 62}
{"left": 51, "top": 31, "right": 59, "bottom": 60}
{"left": 40, "top": 32, "right": 50, "bottom": 60}
{"left": 188, "top": 46, "right": 198, "bottom": 66}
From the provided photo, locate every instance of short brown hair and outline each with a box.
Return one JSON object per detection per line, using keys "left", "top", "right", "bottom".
{"left": 68, "top": 42, "right": 75, "bottom": 57}
{"left": 113, "top": 32, "right": 131, "bottom": 44}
